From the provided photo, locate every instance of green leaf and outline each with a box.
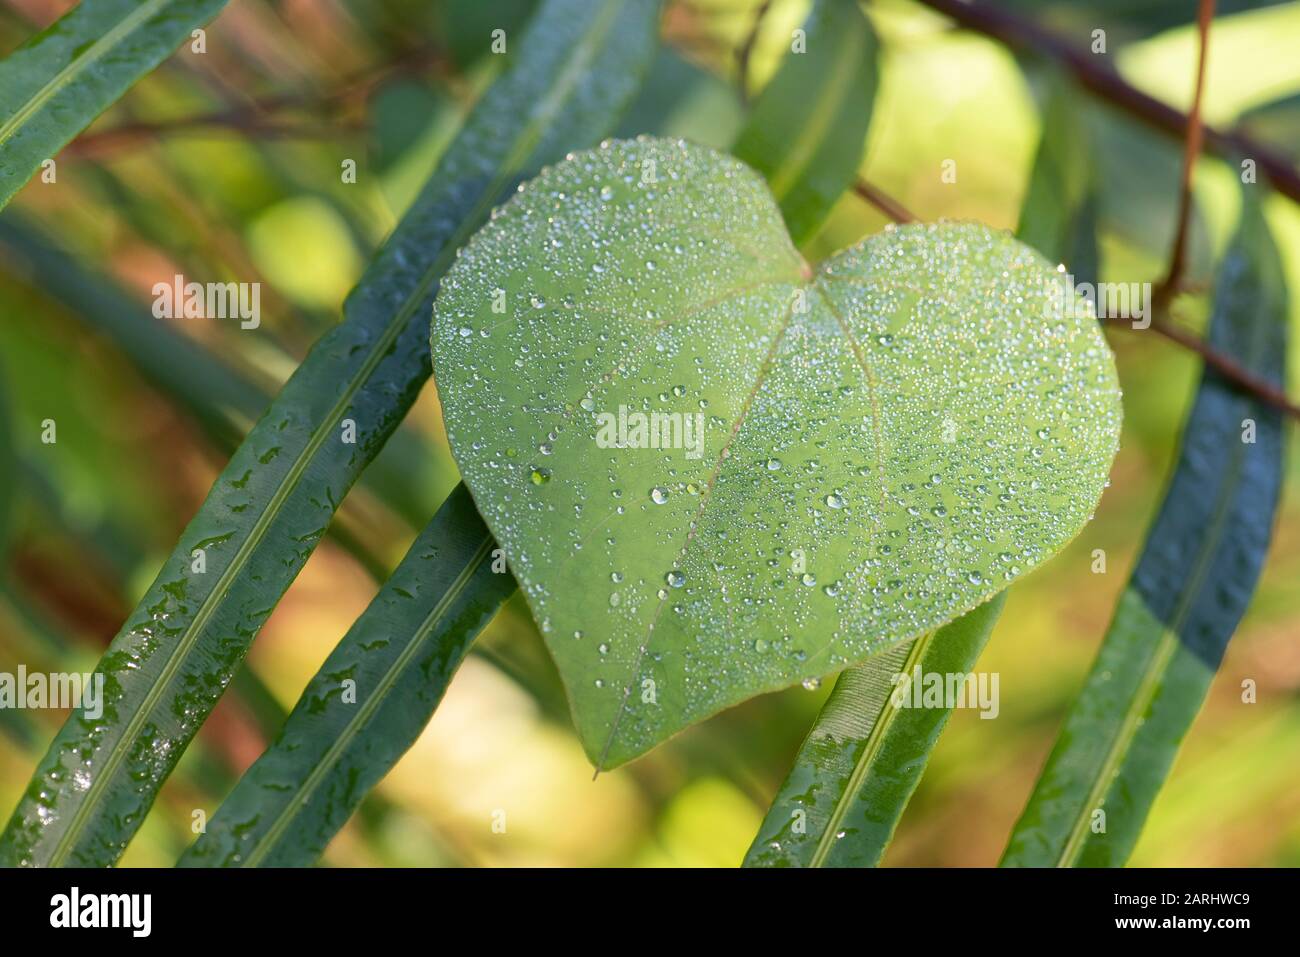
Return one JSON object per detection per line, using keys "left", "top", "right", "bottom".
{"left": 438, "top": 0, "right": 539, "bottom": 70}
{"left": 0, "top": 0, "right": 229, "bottom": 211}
{"left": 615, "top": 48, "right": 744, "bottom": 150}
{"left": 0, "top": 215, "right": 564, "bottom": 726}
{"left": 1239, "top": 91, "right": 1300, "bottom": 162}
{"left": 0, "top": 0, "right": 659, "bottom": 868}
{"left": 179, "top": 484, "right": 512, "bottom": 867}
{"left": 1016, "top": 72, "right": 1100, "bottom": 289}
{"left": 1002, "top": 189, "right": 1288, "bottom": 868}
{"left": 743, "top": 592, "right": 1004, "bottom": 867}
{"left": 731, "top": 0, "right": 878, "bottom": 246}
{"left": 0, "top": 214, "right": 260, "bottom": 443}
{"left": 432, "top": 137, "right": 1123, "bottom": 771}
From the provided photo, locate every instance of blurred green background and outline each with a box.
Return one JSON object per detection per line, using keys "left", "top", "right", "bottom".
{"left": 1, "top": 0, "right": 1299, "bottom": 866}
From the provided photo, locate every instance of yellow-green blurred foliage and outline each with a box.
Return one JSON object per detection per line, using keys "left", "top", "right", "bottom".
{"left": 1, "top": 0, "right": 1298, "bottom": 867}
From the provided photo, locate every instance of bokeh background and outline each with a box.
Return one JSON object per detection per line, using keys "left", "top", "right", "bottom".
{"left": 1, "top": 0, "right": 1299, "bottom": 866}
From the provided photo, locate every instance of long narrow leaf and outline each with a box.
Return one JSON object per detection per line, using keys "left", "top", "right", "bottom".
{"left": 0, "top": 214, "right": 443, "bottom": 529}
{"left": 179, "top": 484, "right": 510, "bottom": 867}
{"left": 1002, "top": 189, "right": 1288, "bottom": 867}
{"left": 615, "top": 48, "right": 744, "bottom": 150}
{"left": 744, "top": 595, "right": 1005, "bottom": 867}
{"left": 0, "top": 217, "right": 567, "bottom": 729}
{"left": 0, "top": 0, "right": 228, "bottom": 210}
{"left": 0, "top": 0, "right": 659, "bottom": 868}
{"left": 1016, "top": 72, "right": 1100, "bottom": 287}
{"left": 0, "top": 215, "right": 261, "bottom": 441}
{"left": 731, "top": 0, "right": 878, "bottom": 245}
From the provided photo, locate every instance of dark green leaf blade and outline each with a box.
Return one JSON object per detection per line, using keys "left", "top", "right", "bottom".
{"left": 1002, "top": 189, "right": 1288, "bottom": 867}
{"left": 0, "top": 0, "right": 659, "bottom": 868}
{"left": 179, "top": 484, "right": 512, "bottom": 867}
{"left": 744, "top": 594, "right": 1005, "bottom": 867}
{"left": 1016, "top": 72, "right": 1100, "bottom": 289}
{"left": 0, "top": 0, "right": 229, "bottom": 210}
{"left": 0, "top": 215, "right": 569, "bottom": 720}
{"left": 0, "top": 213, "right": 442, "bottom": 531}
{"left": 731, "top": 0, "right": 879, "bottom": 245}
{"left": 0, "top": 214, "right": 261, "bottom": 441}
{"left": 615, "top": 48, "right": 744, "bottom": 150}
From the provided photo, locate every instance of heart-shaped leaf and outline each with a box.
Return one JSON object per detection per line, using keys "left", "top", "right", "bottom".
{"left": 432, "top": 137, "right": 1121, "bottom": 769}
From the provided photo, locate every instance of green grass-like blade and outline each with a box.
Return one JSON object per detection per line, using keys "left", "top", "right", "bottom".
{"left": 179, "top": 484, "right": 512, "bottom": 867}
{"left": 615, "top": 48, "right": 744, "bottom": 150}
{"left": 0, "top": 215, "right": 572, "bottom": 730}
{"left": 1016, "top": 72, "right": 1100, "bottom": 288}
{"left": 0, "top": 214, "right": 261, "bottom": 442}
{"left": 744, "top": 594, "right": 1005, "bottom": 867}
{"left": 0, "top": 0, "right": 229, "bottom": 210}
{"left": 0, "top": 214, "right": 445, "bottom": 531}
{"left": 434, "top": 138, "right": 1119, "bottom": 768}
{"left": 0, "top": 0, "right": 659, "bottom": 868}
{"left": 731, "top": 0, "right": 878, "bottom": 245}
{"left": 1002, "top": 189, "right": 1288, "bottom": 867}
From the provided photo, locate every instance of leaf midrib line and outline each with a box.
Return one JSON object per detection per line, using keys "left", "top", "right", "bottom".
{"left": 495, "top": 276, "right": 807, "bottom": 593}
{"left": 241, "top": 534, "right": 494, "bottom": 867}
{"left": 814, "top": 280, "right": 888, "bottom": 521}
{"left": 548, "top": 275, "right": 802, "bottom": 448}
{"left": 0, "top": 0, "right": 174, "bottom": 149}
{"left": 807, "top": 633, "right": 927, "bottom": 867}
{"left": 1053, "top": 272, "right": 1268, "bottom": 867}
{"left": 43, "top": 0, "right": 625, "bottom": 865}
{"left": 592, "top": 255, "right": 908, "bottom": 771}
{"left": 594, "top": 292, "right": 801, "bottom": 773}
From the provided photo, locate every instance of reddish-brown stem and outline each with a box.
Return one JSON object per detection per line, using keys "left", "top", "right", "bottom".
{"left": 853, "top": 178, "right": 917, "bottom": 223}
{"left": 1118, "top": 318, "right": 1300, "bottom": 420}
{"left": 1156, "top": 0, "right": 1216, "bottom": 307}
{"left": 68, "top": 45, "right": 443, "bottom": 155}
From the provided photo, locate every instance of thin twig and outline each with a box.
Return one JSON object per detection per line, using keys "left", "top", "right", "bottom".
{"left": 68, "top": 45, "right": 443, "bottom": 155}
{"left": 913, "top": 0, "right": 1300, "bottom": 207}
{"left": 1118, "top": 318, "right": 1300, "bottom": 420}
{"left": 853, "top": 178, "right": 917, "bottom": 223}
{"left": 1156, "top": 0, "right": 1216, "bottom": 308}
